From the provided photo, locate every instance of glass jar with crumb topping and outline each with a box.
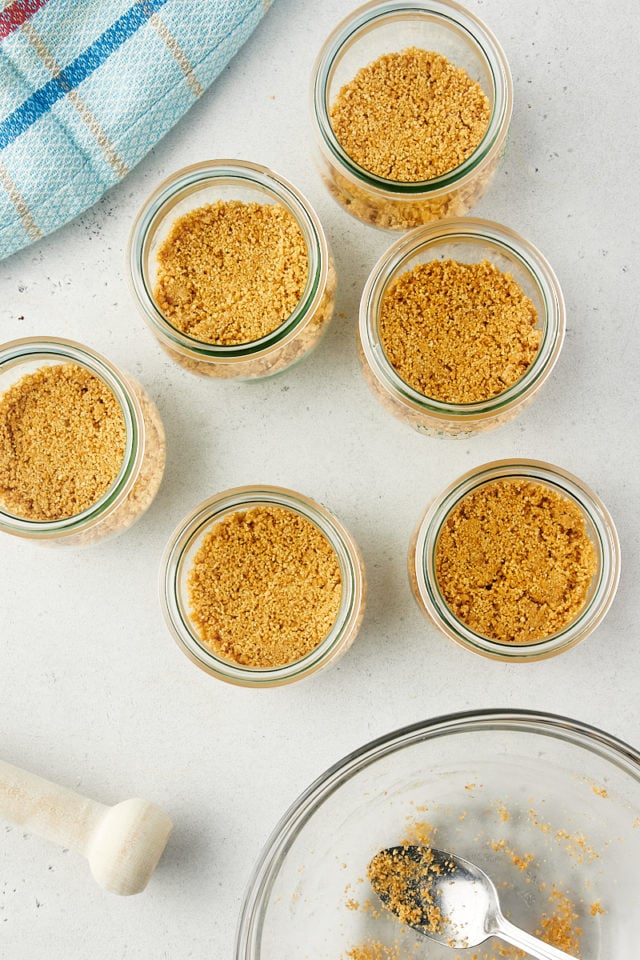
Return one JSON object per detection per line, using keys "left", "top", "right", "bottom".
{"left": 128, "top": 160, "right": 336, "bottom": 379}
{"left": 0, "top": 337, "right": 165, "bottom": 545}
{"left": 410, "top": 460, "right": 620, "bottom": 661}
{"left": 311, "top": 0, "right": 512, "bottom": 230}
{"left": 160, "top": 486, "right": 366, "bottom": 687}
{"left": 359, "top": 218, "right": 565, "bottom": 436}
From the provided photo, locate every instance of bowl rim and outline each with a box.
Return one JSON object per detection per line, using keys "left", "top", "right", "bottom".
{"left": 235, "top": 708, "right": 640, "bottom": 958}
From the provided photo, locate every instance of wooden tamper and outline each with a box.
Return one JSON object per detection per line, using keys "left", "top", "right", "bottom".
{"left": 0, "top": 758, "right": 173, "bottom": 895}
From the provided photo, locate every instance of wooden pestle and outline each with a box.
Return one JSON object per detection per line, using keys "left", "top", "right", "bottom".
{"left": 0, "top": 758, "right": 173, "bottom": 895}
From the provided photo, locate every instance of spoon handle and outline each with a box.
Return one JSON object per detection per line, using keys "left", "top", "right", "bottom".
{"left": 497, "top": 916, "right": 578, "bottom": 960}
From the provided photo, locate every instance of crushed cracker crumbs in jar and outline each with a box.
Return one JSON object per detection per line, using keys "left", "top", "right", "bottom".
{"left": 410, "top": 460, "right": 620, "bottom": 661}
{"left": 129, "top": 160, "right": 335, "bottom": 379}
{"left": 0, "top": 338, "right": 165, "bottom": 545}
{"left": 160, "top": 486, "right": 366, "bottom": 687}
{"left": 359, "top": 219, "right": 565, "bottom": 436}
{"left": 311, "top": 1, "right": 512, "bottom": 230}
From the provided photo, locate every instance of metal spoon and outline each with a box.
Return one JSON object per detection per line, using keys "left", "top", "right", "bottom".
{"left": 368, "top": 845, "right": 578, "bottom": 960}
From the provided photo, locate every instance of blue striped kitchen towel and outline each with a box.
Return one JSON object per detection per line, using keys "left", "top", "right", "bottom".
{"left": 0, "top": 0, "right": 272, "bottom": 261}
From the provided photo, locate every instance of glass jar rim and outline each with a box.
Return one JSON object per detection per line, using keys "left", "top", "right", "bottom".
{"left": 311, "top": 0, "right": 513, "bottom": 196}
{"left": 359, "top": 218, "right": 566, "bottom": 421}
{"left": 160, "top": 485, "right": 365, "bottom": 687}
{"left": 0, "top": 336, "right": 143, "bottom": 537}
{"left": 128, "top": 159, "right": 330, "bottom": 360}
{"left": 412, "top": 459, "right": 621, "bottom": 661}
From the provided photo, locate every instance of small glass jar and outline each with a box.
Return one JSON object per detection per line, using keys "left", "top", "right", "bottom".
{"left": 410, "top": 459, "right": 621, "bottom": 662}
{"left": 160, "top": 486, "right": 366, "bottom": 687}
{"left": 128, "top": 160, "right": 336, "bottom": 379}
{"left": 311, "top": 0, "right": 512, "bottom": 230}
{"left": 0, "top": 337, "right": 166, "bottom": 546}
{"left": 359, "top": 218, "right": 565, "bottom": 436}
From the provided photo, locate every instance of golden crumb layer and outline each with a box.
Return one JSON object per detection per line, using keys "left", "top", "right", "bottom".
{"left": 367, "top": 847, "right": 444, "bottom": 932}
{"left": 537, "top": 888, "right": 582, "bottom": 956}
{"left": 379, "top": 259, "right": 541, "bottom": 404}
{"left": 345, "top": 944, "right": 402, "bottom": 960}
{"left": 330, "top": 47, "right": 491, "bottom": 182}
{"left": 0, "top": 363, "right": 126, "bottom": 521}
{"left": 435, "top": 479, "right": 597, "bottom": 644}
{"left": 187, "top": 505, "right": 342, "bottom": 668}
{"left": 153, "top": 199, "right": 309, "bottom": 345}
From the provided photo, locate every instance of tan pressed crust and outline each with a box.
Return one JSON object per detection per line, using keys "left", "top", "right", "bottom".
{"left": 153, "top": 199, "right": 309, "bottom": 345}
{"left": 330, "top": 48, "right": 490, "bottom": 183}
{"left": 187, "top": 504, "right": 342, "bottom": 668}
{"left": 0, "top": 363, "right": 126, "bottom": 521}
{"left": 379, "top": 259, "right": 541, "bottom": 404}
{"left": 435, "top": 479, "right": 597, "bottom": 644}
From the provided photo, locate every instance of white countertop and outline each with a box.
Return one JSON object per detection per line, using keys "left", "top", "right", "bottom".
{"left": 1, "top": 1, "right": 638, "bottom": 956}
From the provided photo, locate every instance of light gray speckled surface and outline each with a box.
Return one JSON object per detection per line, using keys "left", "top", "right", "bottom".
{"left": 0, "top": 1, "right": 638, "bottom": 956}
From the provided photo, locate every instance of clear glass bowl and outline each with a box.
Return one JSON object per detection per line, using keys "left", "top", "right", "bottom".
{"left": 236, "top": 709, "right": 640, "bottom": 959}
{"left": 160, "top": 485, "right": 366, "bottom": 687}
{"left": 410, "top": 459, "right": 620, "bottom": 660}
{"left": 359, "top": 218, "right": 565, "bottom": 436}
{"left": 128, "top": 160, "right": 335, "bottom": 379}
{"left": 0, "top": 337, "right": 165, "bottom": 545}
{"left": 311, "top": 0, "right": 512, "bottom": 230}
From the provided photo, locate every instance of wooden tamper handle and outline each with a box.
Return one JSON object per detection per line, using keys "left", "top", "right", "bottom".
{"left": 0, "top": 758, "right": 173, "bottom": 895}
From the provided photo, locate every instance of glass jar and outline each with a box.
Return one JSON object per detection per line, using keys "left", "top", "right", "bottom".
{"left": 128, "top": 160, "right": 336, "bottom": 379}
{"left": 160, "top": 486, "right": 366, "bottom": 687}
{"left": 311, "top": 0, "right": 512, "bottom": 230}
{"left": 409, "top": 459, "right": 621, "bottom": 661}
{"left": 359, "top": 218, "right": 565, "bottom": 436}
{"left": 0, "top": 337, "right": 166, "bottom": 546}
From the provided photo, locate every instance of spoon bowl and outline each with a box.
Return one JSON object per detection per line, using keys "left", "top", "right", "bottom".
{"left": 369, "top": 844, "right": 578, "bottom": 960}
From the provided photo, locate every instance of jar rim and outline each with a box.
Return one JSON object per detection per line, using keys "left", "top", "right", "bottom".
{"left": 359, "top": 218, "right": 566, "bottom": 422}
{"left": 128, "top": 159, "right": 330, "bottom": 361}
{"left": 311, "top": 0, "right": 513, "bottom": 197}
{"left": 0, "top": 336, "right": 143, "bottom": 538}
{"left": 412, "top": 459, "right": 621, "bottom": 661}
{"left": 160, "top": 485, "right": 365, "bottom": 687}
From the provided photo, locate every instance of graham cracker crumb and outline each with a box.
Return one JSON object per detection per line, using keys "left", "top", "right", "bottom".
{"left": 590, "top": 900, "right": 605, "bottom": 916}
{"left": 490, "top": 839, "right": 534, "bottom": 872}
{"left": 537, "top": 887, "right": 581, "bottom": 954}
{"left": 435, "top": 478, "right": 597, "bottom": 644}
{"left": 379, "top": 259, "right": 541, "bottom": 404}
{"left": 330, "top": 47, "right": 490, "bottom": 182}
{"left": 367, "top": 846, "right": 444, "bottom": 932}
{"left": 345, "top": 943, "right": 402, "bottom": 960}
{"left": 187, "top": 505, "right": 342, "bottom": 667}
{"left": 154, "top": 199, "right": 308, "bottom": 345}
{"left": 0, "top": 363, "right": 126, "bottom": 521}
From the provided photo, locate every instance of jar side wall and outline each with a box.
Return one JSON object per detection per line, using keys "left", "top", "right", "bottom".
{"left": 161, "top": 486, "right": 365, "bottom": 686}
{"left": 410, "top": 463, "right": 619, "bottom": 661}
{"left": 46, "top": 376, "right": 166, "bottom": 547}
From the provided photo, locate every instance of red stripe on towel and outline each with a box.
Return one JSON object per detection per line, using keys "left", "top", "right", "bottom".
{"left": 0, "top": 0, "right": 50, "bottom": 41}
